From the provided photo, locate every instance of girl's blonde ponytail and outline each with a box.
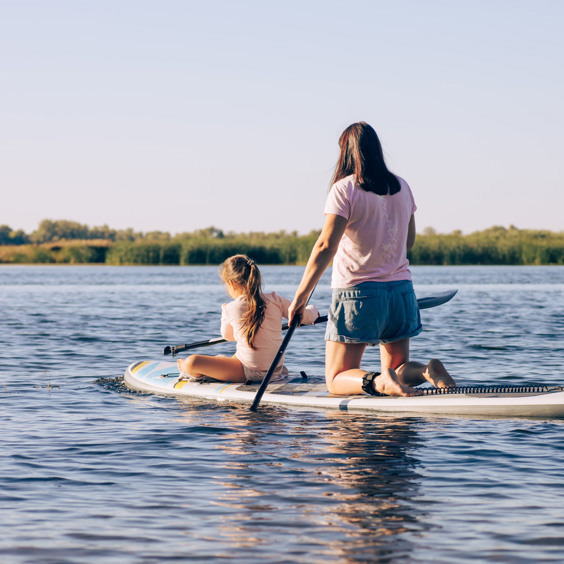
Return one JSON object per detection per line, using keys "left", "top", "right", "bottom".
{"left": 220, "top": 255, "right": 266, "bottom": 349}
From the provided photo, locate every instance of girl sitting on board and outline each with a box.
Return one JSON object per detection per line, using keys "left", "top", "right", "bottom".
{"left": 177, "top": 254, "right": 320, "bottom": 383}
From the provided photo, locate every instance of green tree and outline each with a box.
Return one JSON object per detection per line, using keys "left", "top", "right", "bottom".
{"left": 31, "top": 219, "right": 88, "bottom": 243}
{"left": 0, "top": 225, "right": 29, "bottom": 245}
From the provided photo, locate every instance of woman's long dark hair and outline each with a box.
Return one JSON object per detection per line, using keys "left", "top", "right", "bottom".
{"left": 330, "top": 122, "right": 400, "bottom": 196}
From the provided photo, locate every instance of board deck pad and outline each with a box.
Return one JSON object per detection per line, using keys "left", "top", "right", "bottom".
{"left": 124, "top": 360, "right": 564, "bottom": 418}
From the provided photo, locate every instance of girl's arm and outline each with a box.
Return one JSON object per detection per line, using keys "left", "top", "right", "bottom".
{"left": 220, "top": 304, "right": 236, "bottom": 341}
{"left": 288, "top": 213, "right": 347, "bottom": 324}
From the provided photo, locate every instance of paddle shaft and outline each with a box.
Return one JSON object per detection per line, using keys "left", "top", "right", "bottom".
{"left": 162, "top": 289, "right": 457, "bottom": 357}
{"left": 250, "top": 286, "right": 319, "bottom": 412}
{"left": 249, "top": 317, "right": 299, "bottom": 412}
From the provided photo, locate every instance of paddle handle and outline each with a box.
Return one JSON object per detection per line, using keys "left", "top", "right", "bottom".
{"left": 164, "top": 336, "right": 229, "bottom": 356}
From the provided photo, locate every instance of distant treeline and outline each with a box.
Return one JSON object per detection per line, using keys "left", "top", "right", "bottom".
{"left": 0, "top": 220, "right": 563, "bottom": 266}
{"left": 409, "top": 226, "right": 564, "bottom": 266}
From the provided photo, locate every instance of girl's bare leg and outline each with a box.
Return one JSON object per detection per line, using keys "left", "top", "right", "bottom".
{"left": 325, "top": 341, "right": 420, "bottom": 397}
{"left": 177, "top": 355, "right": 246, "bottom": 383}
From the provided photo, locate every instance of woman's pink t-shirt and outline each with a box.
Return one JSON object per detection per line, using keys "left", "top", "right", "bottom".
{"left": 324, "top": 174, "right": 416, "bottom": 288}
{"left": 220, "top": 291, "right": 319, "bottom": 371}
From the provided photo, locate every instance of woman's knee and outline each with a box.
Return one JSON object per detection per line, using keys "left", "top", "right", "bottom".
{"left": 325, "top": 376, "right": 339, "bottom": 394}
{"left": 324, "top": 365, "right": 341, "bottom": 389}
{"left": 325, "top": 345, "right": 352, "bottom": 381}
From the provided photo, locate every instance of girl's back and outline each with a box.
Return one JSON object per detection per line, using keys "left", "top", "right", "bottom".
{"left": 221, "top": 291, "right": 319, "bottom": 371}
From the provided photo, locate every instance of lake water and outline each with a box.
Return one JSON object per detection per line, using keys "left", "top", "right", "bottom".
{"left": 2, "top": 265, "right": 564, "bottom": 563}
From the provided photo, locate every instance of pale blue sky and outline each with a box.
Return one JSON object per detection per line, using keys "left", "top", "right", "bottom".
{"left": 1, "top": 0, "right": 562, "bottom": 235}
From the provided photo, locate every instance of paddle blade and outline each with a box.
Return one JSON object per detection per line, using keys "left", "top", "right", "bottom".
{"left": 417, "top": 289, "right": 457, "bottom": 310}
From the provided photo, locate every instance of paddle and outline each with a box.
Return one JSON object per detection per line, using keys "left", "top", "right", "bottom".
{"left": 249, "top": 315, "right": 300, "bottom": 412}
{"left": 249, "top": 286, "right": 319, "bottom": 412}
{"left": 163, "top": 315, "right": 328, "bottom": 356}
{"left": 162, "top": 288, "right": 458, "bottom": 357}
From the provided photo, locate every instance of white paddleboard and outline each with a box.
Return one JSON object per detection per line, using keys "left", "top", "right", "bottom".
{"left": 124, "top": 360, "right": 564, "bottom": 418}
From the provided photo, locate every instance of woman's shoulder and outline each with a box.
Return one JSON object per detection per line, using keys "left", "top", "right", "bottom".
{"left": 392, "top": 175, "right": 416, "bottom": 210}
{"left": 395, "top": 175, "right": 415, "bottom": 198}
{"left": 332, "top": 174, "right": 357, "bottom": 191}
{"left": 328, "top": 175, "right": 359, "bottom": 206}
{"left": 393, "top": 175, "right": 414, "bottom": 192}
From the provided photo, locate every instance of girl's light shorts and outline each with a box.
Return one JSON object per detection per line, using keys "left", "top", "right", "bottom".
{"left": 325, "top": 280, "right": 422, "bottom": 345}
{"left": 242, "top": 364, "right": 289, "bottom": 383}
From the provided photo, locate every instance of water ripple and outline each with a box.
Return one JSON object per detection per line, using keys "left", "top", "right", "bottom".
{"left": 1, "top": 265, "right": 564, "bottom": 562}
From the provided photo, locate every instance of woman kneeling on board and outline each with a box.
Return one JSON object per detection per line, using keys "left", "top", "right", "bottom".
{"left": 177, "top": 254, "right": 319, "bottom": 383}
{"left": 289, "top": 122, "right": 455, "bottom": 397}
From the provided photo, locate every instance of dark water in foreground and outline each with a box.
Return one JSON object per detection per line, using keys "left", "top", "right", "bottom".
{"left": 2, "top": 265, "right": 564, "bottom": 563}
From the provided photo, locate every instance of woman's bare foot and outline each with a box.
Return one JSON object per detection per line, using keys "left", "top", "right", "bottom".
{"left": 374, "top": 368, "right": 423, "bottom": 397}
{"left": 423, "top": 359, "right": 456, "bottom": 388}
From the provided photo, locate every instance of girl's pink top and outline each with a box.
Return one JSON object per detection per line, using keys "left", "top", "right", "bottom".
{"left": 220, "top": 291, "right": 319, "bottom": 371}
{"left": 324, "top": 174, "right": 417, "bottom": 288}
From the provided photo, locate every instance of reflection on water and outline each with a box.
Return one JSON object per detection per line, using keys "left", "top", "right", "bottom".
{"left": 170, "top": 400, "right": 428, "bottom": 561}
{"left": 310, "top": 415, "right": 427, "bottom": 561}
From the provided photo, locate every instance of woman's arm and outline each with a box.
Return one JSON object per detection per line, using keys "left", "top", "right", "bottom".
{"left": 406, "top": 214, "right": 416, "bottom": 250}
{"left": 288, "top": 213, "right": 348, "bottom": 324}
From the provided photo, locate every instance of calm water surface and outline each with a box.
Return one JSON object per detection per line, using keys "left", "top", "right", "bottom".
{"left": 1, "top": 265, "right": 564, "bottom": 563}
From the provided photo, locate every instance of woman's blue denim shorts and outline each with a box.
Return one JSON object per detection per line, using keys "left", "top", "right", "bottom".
{"left": 325, "top": 280, "right": 422, "bottom": 345}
